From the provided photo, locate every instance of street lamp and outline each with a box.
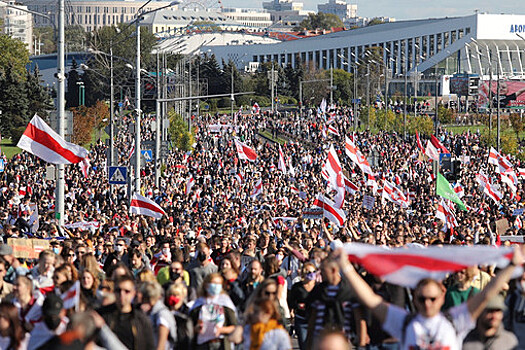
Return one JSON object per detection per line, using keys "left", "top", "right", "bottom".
{"left": 133, "top": 0, "right": 179, "bottom": 193}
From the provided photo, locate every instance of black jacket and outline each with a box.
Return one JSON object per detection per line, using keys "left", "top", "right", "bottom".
{"left": 97, "top": 303, "right": 155, "bottom": 350}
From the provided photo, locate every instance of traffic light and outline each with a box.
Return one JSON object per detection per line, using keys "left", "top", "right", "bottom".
{"left": 468, "top": 76, "right": 480, "bottom": 96}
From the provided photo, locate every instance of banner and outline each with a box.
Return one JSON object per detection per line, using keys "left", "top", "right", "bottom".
{"left": 478, "top": 80, "right": 525, "bottom": 109}
{"left": 7, "top": 238, "right": 50, "bottom": 259}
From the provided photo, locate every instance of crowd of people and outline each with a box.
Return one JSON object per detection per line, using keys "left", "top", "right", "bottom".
{"left": 0, "top": 103, "right": 524, "bottom": 350}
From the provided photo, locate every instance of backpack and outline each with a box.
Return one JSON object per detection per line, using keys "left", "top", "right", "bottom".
{"left": 173, "top": 310, "right": 194, "bottom": 348}
{"left": 401, "top": 311, "right": 457, "bottom": 345}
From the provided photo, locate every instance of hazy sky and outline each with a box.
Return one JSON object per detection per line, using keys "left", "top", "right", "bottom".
{"left": 219, "top": 0, "right": 522, "bottom": 20}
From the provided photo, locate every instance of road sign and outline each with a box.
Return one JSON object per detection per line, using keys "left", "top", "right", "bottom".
{"left": 0, "top": 159, "right": 4, "bottom": 172}
{"left": 141, "top": 150, "right": 153, "bottom": 162}
{"left": 108, "top": 166, "right": 127, "bottom": 185}
{"left": 352, "top": 99, "right": 361, "bottom": 104}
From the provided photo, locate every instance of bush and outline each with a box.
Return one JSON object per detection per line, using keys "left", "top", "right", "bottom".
{"left": 168, "top": 110, "right": 194, "bottom": 152}
{"left": 438, "top": 106, "right": 455, "bottom": 124}
{"left": 501, "top": 134, "right": 518, "bottom": 156}
{"left": 11, "top": 126, "right": 26, "bottom": 145}
{"left": 253, "top": 96, "right": 270, "bottom": 107}
{"left": 217, "top": 97, "right": 232, "bottom": 108}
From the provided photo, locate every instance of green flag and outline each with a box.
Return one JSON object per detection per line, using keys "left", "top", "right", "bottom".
{"left": 436, "top": 173, "right": 467, "bottom": 211}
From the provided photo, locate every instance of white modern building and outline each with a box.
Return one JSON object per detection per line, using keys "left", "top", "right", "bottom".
{"left": 0, "top": 1, "right": 33, "bottom": 53}
{"left": 317, "top": 0, "right": 356, "bottom": 22}
{"left": 139, "top": 8, "right": 246, "bottom": 36}
{"left": 18, "top": 0, "right": 175, "bottom": 32}
{"left": 220, "top": 8, "right": 272, "bottom": 29}
{"left": 207, "top": 13, "right": 525, "bottom": 94}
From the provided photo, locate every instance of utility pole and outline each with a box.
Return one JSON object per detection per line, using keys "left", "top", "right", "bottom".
{"left": 134, "top": 17, "right": 141, "bottom": 193}
{"left": 56, "top": 0, "right": 65, "bottom": 226}
{"left": 299, "top": 80, "right": 302, "bottom": 119}
{"left": 489, "top": 63, "right": 493, "bottom": 139}
{"left": 270, "top": 65, "right": 275, "bottom": 114}
{"left": 434, "top": 66, "right": 439, "bottom": 135}
{"left": 189, "top": 58, "right": 192, "bottom": 127}
{"left": 231, "top": 64, "right": 234, "bottom": 119}
{"left": 155, "top": 52, "right": 161, "bottom": 187}
{"left": 404, "top": 72, "right": 408, "bottom": 139}
{"left": 109, "top": 45, "right": 115, "bottom": 166}
{"left": 366, "top": 63, "right": 370, "bottom": 130}
{"left": 330, "top": 63, "right": 333, "bottom": 106}
{"left": 497, "top": 60, "right": 501, "bottom": 151}
{"left": 354, "top": 65, "right": 358, "bottom": 130}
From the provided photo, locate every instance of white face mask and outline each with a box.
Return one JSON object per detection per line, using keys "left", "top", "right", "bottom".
{"left": 115, "top": 245, "right": 124, "bottom": 253}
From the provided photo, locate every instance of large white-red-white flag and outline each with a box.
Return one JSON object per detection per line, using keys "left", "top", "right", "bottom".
{"left": 17, "top": 115, "right": 88, "bottom": 164}
{"left": 435, "top": 199, "right": 458, "bottom": 229}
{"left": 345, "top": 136, "right": 373, "bottom": 175}
{"left": 130, "top": 193, "right": 167, "bottom": 219}
{"left": 313, "top": 194, "right": 346, "bottom": 227}
{"left": 250, "top": 179, "right": 263, "bottom": 198}
{"left": 185, "top": 176, "right": 195, "bottom": 195}
{"left": 278, "top": 145, "right": 287, "bottom": 174}
{"left": 343, "top": 243, "right": 514, "bottom": 287}
{"left": 382, "top": 181, "right": 409, "bottom": 208}
{"left": 234, "top": 139, "right": 258, "bottom": 162}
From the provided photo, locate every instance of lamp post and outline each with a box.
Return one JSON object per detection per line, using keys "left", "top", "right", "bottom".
{"left": 56, "top": 0, "right": 65, "bottom": 226}
{"left": 133, "top": 0, "right": 179, "bottom": 193}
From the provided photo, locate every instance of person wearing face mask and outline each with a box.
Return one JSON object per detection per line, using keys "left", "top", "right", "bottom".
{"left": 188, "top": 243, "right": 218, "bottom": 297}
{"left": 166, "top": 282, "right": 193, "bottom": 349}
{"left": 505, "top": 271, "right": 525, "bottom": 348}
{"left": 190, "top": 273, "right": 237, "bottom": 350}
{"left": 27, "top": 294, "right": 68, "bottom": 350}
{"left": 289, "top": 262, "right": 317, "bottom": 350}
{"left": 103, "top": 238, "right": 128, "bottom": 274}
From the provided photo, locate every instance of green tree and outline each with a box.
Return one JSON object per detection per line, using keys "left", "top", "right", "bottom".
{"left": 295, "top": 12, "right": 344, "bottom": 31}
{"left": 33, "top": 27, "right": 56, "bottom": 54}
{"left": 199, "top": 54, "right": 227, "bottom": 96}
{"left": 168, "top": 109, "right": 194, "bottom": 151}
{"left": 509, "top": 113, "right": 523, "bottom": 141}
{"left": 66, "top": 59, "right": 83, "bottom": 108}
{"left": 0, "top": 64, "right": 29, "bottom": 139}
{"left": 65, "top": 25, "right": 88, "bottom": 52}
{"left": 0, "top": 33, "right": 30, "bottom": 79}
{"left": 367, "top": 18, "right": 385, "bottom": 26}
{"left": 26, "top": 64, "right": 53, "bottom": 119}
{"left": 331, "top": 68, "right": 353, "bottom": 104}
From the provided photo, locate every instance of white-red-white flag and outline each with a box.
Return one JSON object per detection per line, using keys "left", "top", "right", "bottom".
{"left": 483, "top": 181, "right": 503, "bottom": 204}
{"left": 17, "top": 115, "right": 88, "bottom": 164}
{"left": 252, "top": 102, "right": 260, "bottom": 114}
{"left": 61, "top": 281, "right": 80, "bottom": 310}
{"left": 234, "top": 172, "right": 244, "bottom": 185}
{"left": 327, "top": 125, "right": 340, "bottom": 136}
{"left": 234, "top": 139, "right": 258, "bottom": 162}
{"left": 343, "top": 175, "right": 359, "bottom": 195}
{"left": 436, "top": 199, "right": 458, "bottom": 229}
{"left": 79, "top": 158, "right": 90, "bottom": 178}
{"left": 382, "top": 181, "right": 409, "bottom": 208}
{"left": 343, "top": 243, "right": 514, "bottom": 288}
{"left": 345, "top": 136, "right": 373, "bottom": 175}
{"left": 250, "top": 179, "right": 263, "bottom": 199}
{"left": 415, "top": 130, "right": 424, "bottom": 151}
{"left": 130, "top": 193, "right": 167, "bottom": 219}
{"left": 424, "top": 140, "right": 440, "bottom": 161}
{"left": 518, "top": 168, "right": 525, "bottom": 178}
{"left": 278, "top": 145, "right": 287, "bottom": 174}
{"left": 313, "top": 194, "right": 346, "bottom": 227}
{"left": 185, "top": 176, "right": 195, "bottom": 195}
{"left": 323, "top": 145, "right": 343, "bottom": 182}
{"left": 515, "top": 216, "right": 523, "bottom": 230}
{"left": 453, "top": 182, "right": 465, "bottom": 198}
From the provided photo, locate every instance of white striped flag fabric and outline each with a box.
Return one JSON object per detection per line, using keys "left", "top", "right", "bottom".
{"left": 234, "top": 139, "right": 258, "bottom": 162}
{"left": 436, "top": 199, "right": 458, "bottom": 229}
{"left": 415, "top": 130, "right": 424, "bottom": 151}
{"left": 313, "top": 193, "right": 346, "bottom": 227}
{"left": 343, "top": 175, "right": 358, "bottom": 195}
{"left": 278, "top": 145, "right": 287, "bottom": 174}
{"left": 453, "top": 182, "right": 465, "bottom": 198}
{"left": 424, "top": 140, "right": 440, "bottom": 161}
{"left": 515, "top": 216, "right": 523, "bottom": 230}
{"left": 130, "top": 193, "right": 167, "bottom": 219}
{"left": 128, "top": 145, "right": 135, "bottom": 160}
{"left": 185, "top": 176, "right": 195, "bottom": 195}
{"left": 430, "top": 135, "right": 450, "bottom": 154}
{"left": 483, "top": 181, "right": 503, "bottom": 204}
{"left": 61, "top": 281, "right": 80, "bottom": 310}
{"left": 79, "top": 158, "right": 90, "bottom": 178}
{"left": 327, "top": 125, "right": 340, "bottom": 136}
{"left": 518, "top": 168, "right": 525, "bottom": 178}
{"left": 17, "top": 115, "right": 88, "bottom": 164}
{"left": 343, "top": 243, "right": 514, "bottom": 288}
{"left": 382, "top": 181, "right": 409, "bottom": 208}
{"left": 323, "top": 145, "right": 343, "bottom": 182}
{"left": 234, "top": 172, "right": 244, "bottom": 185}
{"left": 250, "top": 179, "right": 263, "bottom": 199}
{"left": 345, "top": 136, "right": 374, "bottom": 175}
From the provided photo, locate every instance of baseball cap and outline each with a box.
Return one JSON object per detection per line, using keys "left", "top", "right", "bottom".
{"left": 485, "top": 294, "right": 507, "bottom": 311}
{"left": 0, "top": 245, "right": 13, "bottom": 256}
{"left": 42, "top": 294, "right": 64, "bottom": 317}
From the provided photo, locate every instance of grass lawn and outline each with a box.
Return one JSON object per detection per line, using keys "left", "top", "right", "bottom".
{"left": 258, "top": 130, "right": 287, "bottom": 145}
{"left": 445, "top": 124, "right": 525, "bottom": 139}
{"left": 1, "top": 138, "right": 21, "bottom": 159}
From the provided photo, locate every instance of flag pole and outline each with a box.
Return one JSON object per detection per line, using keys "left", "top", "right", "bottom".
{"left": 56, "top": 0, "right": 66, "bottom": 227}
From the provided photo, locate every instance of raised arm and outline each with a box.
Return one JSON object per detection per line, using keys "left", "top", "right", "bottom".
{"left": 467, "top": 245, "right": 524, "bottom": 319}
{"left": 334, "top": 248, "right": 389, "bottom": 324}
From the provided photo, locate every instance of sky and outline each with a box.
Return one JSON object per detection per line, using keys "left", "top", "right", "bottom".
{"left": 219, "top": 0, "right": 522, "bottom": 20}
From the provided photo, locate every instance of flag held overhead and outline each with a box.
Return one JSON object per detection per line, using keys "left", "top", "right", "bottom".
{"left": 436, "top": 173, "right": 467, "bottom": 211}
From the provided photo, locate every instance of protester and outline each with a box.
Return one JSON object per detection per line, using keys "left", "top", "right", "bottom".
{"left": 0, "top": 301, "right": 28, "bottom": 350}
